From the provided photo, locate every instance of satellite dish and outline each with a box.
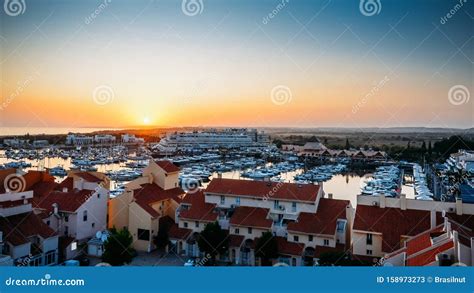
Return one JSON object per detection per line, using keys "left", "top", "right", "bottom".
{"left": 101, "top": 234, "right": 108, "bottom": 242}
{"left": 95, "top": 231, "right": 102, "bottom": 239}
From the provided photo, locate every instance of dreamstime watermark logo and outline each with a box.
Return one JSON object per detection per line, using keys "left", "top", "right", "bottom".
{"left": 0, "top": 72, "right": 40, "bottom": 111}
{"left": 181, "top": 0, "right": 203, "bottom": 16}
{"left": 92, "top": 85, "right": 115, "bottom": 105}
{"left": 271, "top": 85, "right": 292, "bottom": 106}
{"left": 3, "top": 0, "right": 26, "bottom": 16}
{"left": 448, "top": 85, "right": 470, "bottom": 106}
{"left": 84, "top": 0, "right": 112, "bottom": 25}
{"left": 359, "top": 0, "right": 382, "bottom": 17}
{"left": 273, "top": 262, "right": 289, "bottom": 267}
{"left": 262, "top": 181, "right": 284, "bottom": 201}
{"left": 181, "top": 177, "right": 201, "bottom": 194}
{"left": 440, "top": 0, "right": 468, "bottom": 24}
{"left": 352, "top": 75, "right": 389, "bottom": 114}
{"left": 3, "top": 173, "right": 26, "bottom": 193}
{"left": 262, "top": 0, "right": 289, "bottom": 25}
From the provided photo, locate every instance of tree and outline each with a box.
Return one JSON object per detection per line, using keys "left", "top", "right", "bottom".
{"left": 197, "top": 222, "right": 228, "bottom": 265}
{"left": 154, "top": 223, "right": 171, "bottom": 250}
{"left": 102, "top": 227, "right": 135, "bottom": 266}
{"left": 421, "top": 140, "right": 426, "bottom": 153}
{"left": 345, "top": 138, "right": 350, "bottom": 149}
{"left": 255, "top": 232, "right": 278, "bottom": 266}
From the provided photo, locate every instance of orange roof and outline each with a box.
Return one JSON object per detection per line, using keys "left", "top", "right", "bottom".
{"left": 288, "top": 198, "right": 349, "bottom": 236}
{"left": 206, "top": 178, "right": 320, "bottom": 203}
{"left": 353, "top": 205, "right": 438, "bottom": 253}
{"left": 179, "top": 191, "right": 218, "bottom": 222}
{"left": 275, "top": 237, "right": 305, "bottom": 256}
{"left": 168, "top": 224, "right": 192, "bottom": 240}
{"left": 407, "top": 240, "right": 454, "bottom": 266}
{"left": 32, "top": 189, "right": 94, "bottom": 213}
{"left": 155, "top": 160, "right": 180, "bottom": 173}
{"left": 0, "top": 212, "right": 57, "bottom": 246}
{"left": 74, "top": 172, "right": 102, "bottom": 183}
{"left": 229, "top": 206, "right": 272, "bottom": 229}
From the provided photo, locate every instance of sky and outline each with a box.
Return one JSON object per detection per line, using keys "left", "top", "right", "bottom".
{"left": 0, "top": 0, "right": 473, "bottom": 129}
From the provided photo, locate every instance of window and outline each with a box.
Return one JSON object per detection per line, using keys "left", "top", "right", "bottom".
{"left": 220, "top": 196, "right": 225, "bottom": 205}
{"left": 92, "top": 223, "right": 95, "bottom": 228}
{"left": 336, "top": 220, "right": 346, "bottom": 233}
{"left": 235, "top": 228, "right": 240, "bottom": 235}
{"left": 323, "top": 239, "right": 329, "bottom": 246}
{"left": 293, "top": 235, "right": 299, "bottom": 242}
{"left": 46, "top": 220, "right": 50, "bottom": 226}
{"left": 367, "top": 249, "right": 373, "bottom": 256}
{"left": 292, "top": 258, "right": 297, "bottom": 266}
{"left": 195, "top": 221, "right": 199, "bottom": 228}
{"left": 274, "top": 200, "right": 279, "bottom": 209}
{"left": 235, "top": 197, "right": 241, "bottom": 206}
{"left": 366, "top": 233, "right": 373, "bottom": 245}
{"left": 292, "top": 202, "right": 297, "bottom": 212}
{"left": 137, "top": 229, "right": 150, "bottom": 241}
{"left": 308, "top": 235, "right": 313, "bottom": 242}
{"left": 184, "top": 222, "right": 188, "bottom": 228}
{"left": 248, "top": 227, "right": 252, "bottom": 234}
{"left": 83, "top": 210, "right": 87, "bottom": 222}
{"left": 97, "top": 193, "right": 100, "bottom": 199}
{"left": 64, "top": 215, "right": 69, "bottom": 223}
{"left": 64, "top": 226, "right": 69, "bottom": 236}
{"left": 45, "top": 251, "right": 55, "bottom": 265}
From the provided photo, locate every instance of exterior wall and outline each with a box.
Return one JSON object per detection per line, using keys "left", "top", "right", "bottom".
{"left": 41, "top": 236, "right": 58, "bottom": 254}
{"left": 287, "top": 231, "right": 335, "bottom": 248}
{"left": 229, "top": 226, "right": 269, "bottom": 239}
{"left": 142, "top": 161, "right": 179, "bottom": 190}
{"left": 357, "top": 195, "right": 474, "bottom": 215}
{"left": 457, "top": 241, "right": 472, "bottom": 266}
{"left": 178, "top": 219, "right": 208, "bottom": 233}
{"left": 75, "top": 187, "right": 108, "bottom": 240}
{"left": 128, "top": 202, "right": 153, "bottom": 252}
{"left": 205, "top": 193, "right": 318, "bottom": 216}
{"left": 385, "top": 252, "right": 406, "bottom": 266}
{"left": 108, "top": 190, "right": 133, "bottom": 229}
{"left": 352, "top": 231, "right": 383, "bottom": 257}
{"left": 10, "top": 243, "right": 30, "bottom": 260}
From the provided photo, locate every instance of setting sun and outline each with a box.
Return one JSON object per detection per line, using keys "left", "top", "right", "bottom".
{"left": 143, "top": 117, "right": 151, "bottom": 125}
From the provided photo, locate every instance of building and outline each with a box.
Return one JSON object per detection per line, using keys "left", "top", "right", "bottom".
{"left": 3, "top": 139, "right": 28, "bottom": 148}
{"left": 66, "top": 134, "right": 94, "bottom": 145}
{"left": 121, "top": 134, "right": 145, "bottom": 144}
{"left": 384, "top": 212, "right": 474, "bottom": 266}
{"left": 283, "top": 142, "right": 387, "bottom": 161}
{"left": 171, "top": 178, "right": 352, "bottom": 266}
{"left": 352, "top": 193, "right": 474, "bottom": 265}
{"left": 94, "top": 134, "right": 116, "bottom": 144}
{"left": 153, "top": 128, "right": 270, "bottom": 153}
{"left": 0, "top": 168, "right": 110, "bottom": 263}
{"left": 0, "top": 170, "right": 59, "bottom": 266}
{"left": 32, "top": 140, "right": 49, "bottom": 148}
{"left": 108, "top": 160, "right": 186, "bottom": 252}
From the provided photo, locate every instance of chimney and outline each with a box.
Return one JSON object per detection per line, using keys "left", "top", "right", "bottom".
{"left": 62, "top": 187, "right": 68, "bottom": 193}
{"left": 22, "top": 195, "right": 27, "bottom": 205}
{"left": 328, "top": 193, "right": 333, "bottom": 199}
{"left": 379, "top": 194, "right": 386, "bottom": 208}
{"left": 52, "top": 203, "right": 59, "bottom": 215}
{"left": 400, "top": 194, "right": 407, "bottom": 210}
{"left": 455, "top": 197, "right": 463, "bottom": 215}
{"left": 218, "top": 173, "right": 222, "bottom": 179}
{"left": 430, "top": 210, "right": 437, "bottom": 229}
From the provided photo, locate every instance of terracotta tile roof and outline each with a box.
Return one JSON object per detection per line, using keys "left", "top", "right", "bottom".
{"left": 229, "top": 235, "right": 245, "bottom": 248}
{"left": 229, "top": 206, "right": 272, "bottom": 229}
{"left": 353, "top": 205, "right": 436, "bottom": 253}
{"left": 155, "top": 160, "right": 180, "bottom": 173}
{"left": 131, "top": 183, "right": 184, "bottom": 219}
{"left": 134, "top": 183, "right": 185, "bottom": 205}
{"left": 74, "top": 172, "right": 102, "bottom": 183}
{"left": 0, "top": 212, "right": 57, "bottom": 246}
{"left": 178, "top": 191, "right": 218, "bottom": 222}
{"left": 405, "top": 225, "right": 444, "bottom": 256}
{"left": 168, "top": 224, "right": 192, "bottom": 240}
{"left": 287, "top": 198, "right": 349, "bottom": 236}
{"left": 56, "top": 177, "right": 74, "bottom": 191}
{"left": 275, "top": 237, "right": 305, "bottom": 256}
{"left": 32, "top": 189, "right": 94, "bottom": 213}
{"left": 205, "top": 178, "right": 320, "bottom": 203}
{"left": 134, "top": 200, "right": 161, "bottom": 218}
{"left": 406, "top": 240, "right": 454, "bottom": 266}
